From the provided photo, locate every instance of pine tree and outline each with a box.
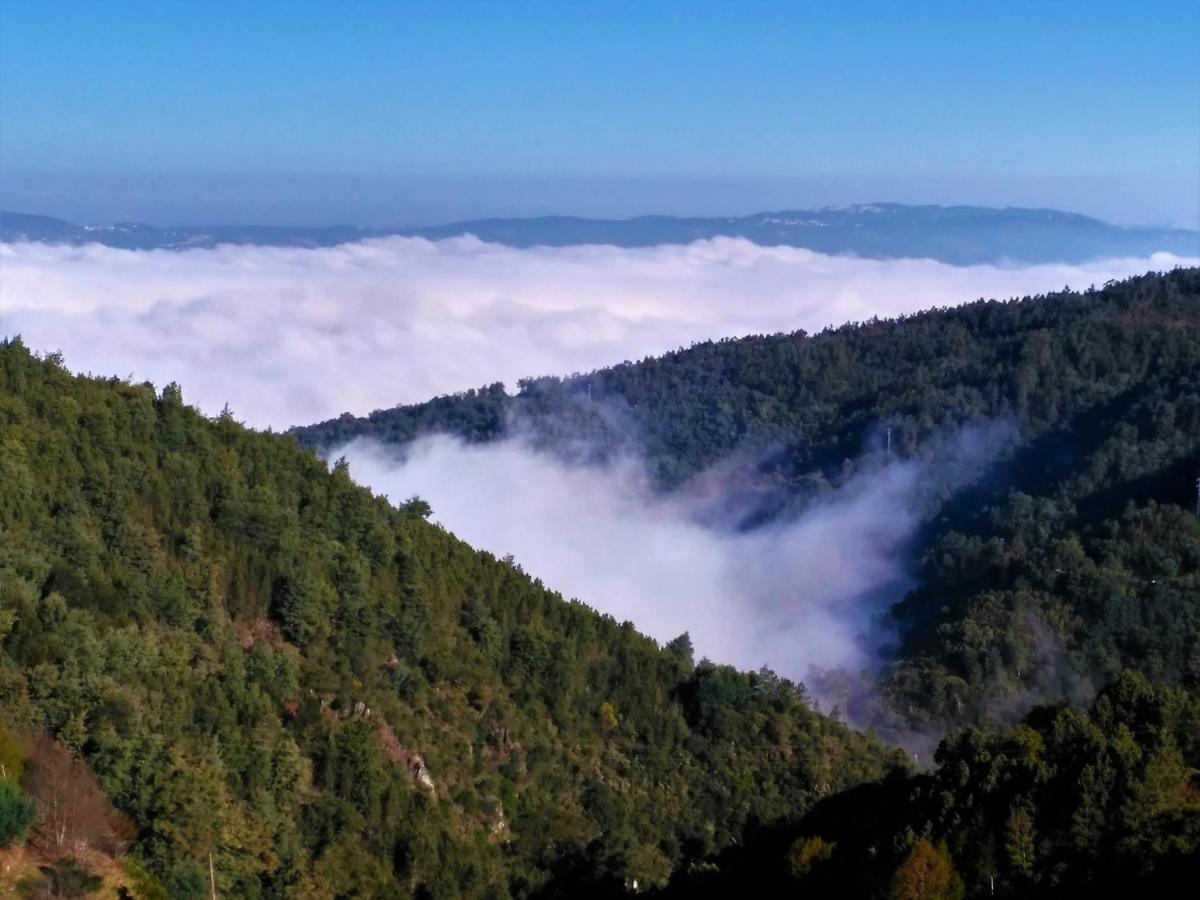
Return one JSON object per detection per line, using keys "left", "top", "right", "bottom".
{"left": 889, "top": 839, "right": 964, "bottom": 900}
{"left": 1005, "top": 805, "right": 1037, "bottom": 878}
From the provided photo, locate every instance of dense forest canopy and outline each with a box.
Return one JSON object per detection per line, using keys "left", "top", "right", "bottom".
{"left": 664, "top": 671, "right": 1200, "bottom": 898}
{"left": 0, "top": 339, "right": 897, "bottom": 897}
{"left": 298, "top": 268, "right": 1200, "bottom": 729}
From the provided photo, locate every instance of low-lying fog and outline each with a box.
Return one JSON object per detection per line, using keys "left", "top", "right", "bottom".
{"left": 336, "top": 421, "right": 1014, "bottom": 685}
{"left": 1, "top": 236, "right": 1190, "bottom": 428}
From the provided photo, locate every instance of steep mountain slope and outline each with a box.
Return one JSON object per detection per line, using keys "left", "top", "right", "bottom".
{"left": 297, "top": 268, "right": 1200, "bottom": 727}
{"left": 4, "top": 204, "right": 1196, "bottom": 264}
{"left": 0, "top": 340, "right": 898, "bottom": 897}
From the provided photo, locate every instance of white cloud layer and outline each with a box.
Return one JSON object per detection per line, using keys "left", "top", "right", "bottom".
{"left": 0, "top": 237, "right": 1190, "bottom": 429}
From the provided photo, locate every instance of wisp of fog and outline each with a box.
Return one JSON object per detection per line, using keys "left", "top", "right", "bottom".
{"left": 336, "top": 421, "right": 1014, "bottom": 684}
{"left": 0, "top": 236, "right": 1191, "bottom": 429}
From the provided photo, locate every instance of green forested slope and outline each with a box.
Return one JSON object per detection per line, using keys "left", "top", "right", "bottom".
{"left": 664, "top": 671, "right": 1200, "bottom": 899}
{"left": 0, "top": 340, "right": 898, "bottom": 897}
{"left": 3, "top": 270, "right": 1198, "bottom": 898}
{"left": 297, "top": 269, "right": 1200, "bottom": 726}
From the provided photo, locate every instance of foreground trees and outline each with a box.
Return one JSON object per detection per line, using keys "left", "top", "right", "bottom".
{"left": 23, "top": 736, "right": 121, "bottom": 860}
{"left": 665, "top": 671, "right": 1200, "bottom": 898}
{"left": 3, "top": 267, "right": 1198, "bottom": 894}
{"left": 0, "top": 338, "right": 896, "bottom": 896}
{"left": 889, "top": 840, "right": 962, "bottom": 900}
{"left": 0, "top": 778, "right": 35, "bottom": 847}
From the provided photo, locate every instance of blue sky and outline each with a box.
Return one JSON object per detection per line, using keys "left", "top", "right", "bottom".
{"left": 1, "top": 0, "right": 1197, "bottom": 226}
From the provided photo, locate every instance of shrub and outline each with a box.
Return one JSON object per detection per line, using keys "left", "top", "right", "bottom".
{"left": 0, "top": 778, "right": 36, "bottom": 846}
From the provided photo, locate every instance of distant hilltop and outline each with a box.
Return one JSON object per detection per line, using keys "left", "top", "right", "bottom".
{"left": 2, "top": 202, "right": 1197, "bottom": 265}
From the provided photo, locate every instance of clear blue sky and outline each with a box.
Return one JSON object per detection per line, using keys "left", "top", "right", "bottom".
{"left": 1, "top": 0, "right": 1197, "bottom": 226}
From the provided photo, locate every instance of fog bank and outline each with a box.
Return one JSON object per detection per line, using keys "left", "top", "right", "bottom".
{"left": 337, "top": 423, "right": 1013, "bottom": 682}
{"left": 1, "top": 236, "right": 1188, "bottom": 429}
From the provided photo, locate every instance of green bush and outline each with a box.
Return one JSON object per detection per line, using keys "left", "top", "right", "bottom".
{"left": 0, "top": 778, "right": 36, "bottom": 846}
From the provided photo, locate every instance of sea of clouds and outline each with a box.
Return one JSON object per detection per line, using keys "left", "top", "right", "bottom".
{"left": 1, "top": 236, "right": 1190, "bottom": 429}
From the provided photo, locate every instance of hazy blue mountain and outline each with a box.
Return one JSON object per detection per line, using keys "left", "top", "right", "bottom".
{"left": 3, "top": 203, "right": 1196, "bottom": 265}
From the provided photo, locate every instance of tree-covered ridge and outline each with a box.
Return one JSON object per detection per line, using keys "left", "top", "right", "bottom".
{"left": 297, "top": 268, "right": 1200, "bottom": 498}
{"left": 663, "top": 671, "right": 1200, "bottom": 898}
{"left": 0, "top": 339, "right": 898, "bottom": 897}
{"left": 297, "top": 269, "right": 1200, "bottom": 724}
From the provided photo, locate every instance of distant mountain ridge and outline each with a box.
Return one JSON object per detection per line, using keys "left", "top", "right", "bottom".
{"left": 3, "top": 203, "right": 1197, "bottom": 265}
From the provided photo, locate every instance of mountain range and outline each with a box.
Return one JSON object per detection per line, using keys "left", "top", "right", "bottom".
{"left": 3, "top": 204, "right": 1197, "bottom": 265}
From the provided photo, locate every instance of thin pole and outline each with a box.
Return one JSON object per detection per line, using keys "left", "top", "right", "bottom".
{"left": 209, "top": 853, "right": 217, "bottom": 900}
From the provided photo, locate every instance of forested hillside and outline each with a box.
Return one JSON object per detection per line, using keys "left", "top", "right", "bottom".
{"left": 665, "top": 670, "right": 1200, "bottom": 898}
{"left": 298, "top": 268, "right": 1200, "bottom": 727}
{"left": 3, "top": 270, "right": 1198, "bottom": 898}
{"left": 0, "top": 339, "right": 898, "bottom": 897}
